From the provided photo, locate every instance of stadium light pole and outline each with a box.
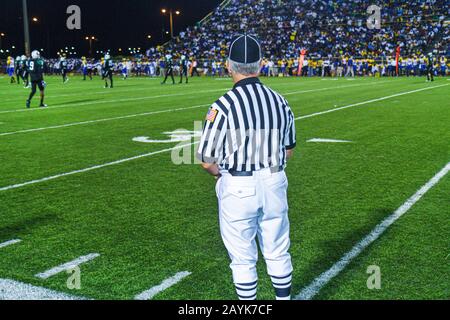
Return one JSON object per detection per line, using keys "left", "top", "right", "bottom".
{"left": 0, "top": 33, "right": 5, "bottom": 56}
{"left": 161, "top": 9, "right": 181, "bottom": 39}
{"left": 86, "top": 36, "right": 97, "bottom": 57}
{"left": 22, "top": 0, "right": 31, "bottom": 56}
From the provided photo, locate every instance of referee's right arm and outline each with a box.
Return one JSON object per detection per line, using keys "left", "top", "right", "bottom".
{"left": 285, "top": 107, "right": 297, "bottom": 160}
{"left": 197, "top": 104, "right": 228, "bottom": 178}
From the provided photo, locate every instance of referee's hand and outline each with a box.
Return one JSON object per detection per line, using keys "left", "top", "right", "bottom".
{"left": 201, "top": 162, "right": 220, "bottom": 177}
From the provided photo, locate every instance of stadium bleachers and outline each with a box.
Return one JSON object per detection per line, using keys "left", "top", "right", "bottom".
{"left": 168, "top": 0, "right": 449, "bottom": 60}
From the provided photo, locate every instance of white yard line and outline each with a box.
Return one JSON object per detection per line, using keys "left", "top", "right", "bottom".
{"left": 0, "top": 239, "right": 22, "bottom": 249}
{"left": 0, "top": 142, "right": 197, "bottom": 192}
{"left": 0, "top": 81, "right": 390, "bottom": 137}
{"left": 35, "top": 253, "right": 100, "bottom": 279}
{"left": 0, "top": 79, "right": 388, "bottom": 115}
{"left": 0, "top": 104, "right": 209, "bottom": 137}
{"left": 134, "top": 271, "right": 192, "bottom": 300}
{"left": 0, "top": 278, "right": 88, "bottom": 300}
{"left": 283, "top": 80, "right": 389, "bottom": 96}
{"left": 307, "top": 138, "right": 353, "bottom": 143}
{"left": 0, "top": 84, "right": 230, "bottom": 103}
{"left": 296, "top": 84, "right": 449, "bottom": 120}
{"left": 0, "top": 88, "right": 228, "bottom": 115}
{"left": 295, "top": 162, "right": 450, "bottom": 300}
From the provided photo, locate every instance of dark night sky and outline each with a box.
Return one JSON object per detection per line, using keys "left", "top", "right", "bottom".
{"left": 0, "top": 0, "right": 222, "bottom": 57}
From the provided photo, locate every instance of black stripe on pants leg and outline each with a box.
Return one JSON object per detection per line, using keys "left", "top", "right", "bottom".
{"left": 271, "top": 280, "right": 292, "bottom": 286}
{"left": 274, "top": 286, "right": 291, "bottom": 298}
{"left": 237, "top": 293, "right": 257, "bottom": 300}
{"left": 269, "top": 272, "right": 292, "bottom": 280}
{"left": 235, "top": 285, "right": 257, "bottom": 291}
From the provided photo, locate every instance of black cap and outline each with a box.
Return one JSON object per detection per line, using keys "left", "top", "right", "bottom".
{"left": 229, "top": 34, "right": 261, "bottom": 64}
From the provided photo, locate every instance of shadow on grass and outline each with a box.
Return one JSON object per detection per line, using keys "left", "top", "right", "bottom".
{"left": 0, "top": 212, "right": 58, "bottom": 241}
{"left": 292, "top": 208, "right": 393, "bottom": 299}
{"left": 53, "top": 99, "right": 99, "bottom": 106}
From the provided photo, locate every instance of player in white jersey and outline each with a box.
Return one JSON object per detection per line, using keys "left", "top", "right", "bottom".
{"left": 439, "top": 56, "right": 447, "bottom": 76}
{"left": 406, "top": 58, "right": 413, "bottom": 77}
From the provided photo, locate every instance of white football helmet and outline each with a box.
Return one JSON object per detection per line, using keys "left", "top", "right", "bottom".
{"left": 105, "top": 54, "right": 111, "bottom": 60}
{"left": 31, "top": 50, "right": 40, "bottom": 59}
{"left": 16, "top": 56, "right": 21, "bottom": 61}
{"left": 21, "top": 55, "right": 27, "bottom": 60}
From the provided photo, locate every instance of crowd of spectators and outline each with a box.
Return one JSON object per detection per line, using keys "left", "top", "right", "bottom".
{"left": 164, "top": 0, "right": 448, "bottom": 62}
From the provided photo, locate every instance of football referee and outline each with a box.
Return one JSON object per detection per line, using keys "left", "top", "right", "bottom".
{"left": 197, "top": 34, "right": 297, "bottom": 300}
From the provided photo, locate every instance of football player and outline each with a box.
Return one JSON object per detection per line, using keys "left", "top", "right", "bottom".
{"left": 426, "top": 53, "right": 434, "bottom": 82}
{"left": 121, "top": 58, "right": 128, "bottom": 80}
{"left": 135, "top": 60, "right": 142, "bottom": 77}
{"left": 179, "top": 53, "right": 189, "bottom": 84}
{"left": 439, "top": 56, "right": 447, "bottom": 77}
{"left": 7, "top": 56, "right": 16, "bottom": 83}
{"left": 26, "top": 50, "right": 47, "bottom": 108}
{"left": 20, "top": 55, "right": 31, "bottom": 88}
{"left": 60, "top": 56, "right": 69, "bottom": 83}
{"left": 161, "top": 52, "right": 175, "bottom": 85}
{"left": 103, "top": 54, "right": 114, "bottom": 88}
{"left": 86, "top": 59, "right": 93, "bottom": 80}
{"left": 81, "top": 57, "right": 88, "bottom": 80}
{"left": 15, "top": 56, "right": 22, "bottom": 85}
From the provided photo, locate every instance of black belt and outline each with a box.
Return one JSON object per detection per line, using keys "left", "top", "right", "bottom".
{"left": 228, "top": 166, "right": 284, "bottom": 177}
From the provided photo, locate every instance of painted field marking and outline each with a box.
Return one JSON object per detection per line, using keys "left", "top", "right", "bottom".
{"left": 307, "top": 138, "right": 353, "bottom": 143}
{"left": 283, "top": 80, "right": 388, "bottom": 96}
{"left": 0, "top": 239, "right": 22, "bottom": 249}
{"left": 0, "top": 79, "right": 388, "bottom": 115}
{"left": 0, "top": 279, "right": 88, "bottom": 300}
{"left": 35, "top": 253, "right": 100, "bottom": 279}
{"left": 295, "top": 161, "right": 450, "bottom": 300}
{"left": 134, "top": 271, "right": 192, "bottom": 300}
{"left": 0, "top": 105, "right": 209, "bottom": 137}
{"left": 296, "top": 83, "right": 449, "bottom": 120}
{"left": 0, "top": 82, "right": 225, "bottom": 103}
{"left": 0, "top": 142, "right": 197, "bottom": 192}
{"left": 0, "top": 88, "right": 228, "bottom": 115}
{"left": 0, "top": 81, "right": 390, "bottom": 136}
{"left": 133, "top": 131, "right": 201, "bottom": 144}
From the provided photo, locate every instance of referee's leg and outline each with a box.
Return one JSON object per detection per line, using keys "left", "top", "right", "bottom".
{"left": 217, "top": 176, "right": 260, "bottom": 300}
{"left": 258, "top": 171, "right": 293, "bottom": 300}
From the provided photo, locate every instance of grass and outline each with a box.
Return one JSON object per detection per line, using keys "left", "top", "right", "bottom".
{"left": 0, "top": 74, "right": 448, "bottom": 300}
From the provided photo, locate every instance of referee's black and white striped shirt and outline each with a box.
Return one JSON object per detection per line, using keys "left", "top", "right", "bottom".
{"left": 197, "top": 77, "right": 296, "bottom": 172}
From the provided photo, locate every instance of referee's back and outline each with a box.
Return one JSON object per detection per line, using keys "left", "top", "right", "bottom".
{"left": 197, "top": 77, "right": 296, "bottom": 172}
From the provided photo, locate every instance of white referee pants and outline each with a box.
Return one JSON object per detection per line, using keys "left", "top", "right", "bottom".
{"left": 216, "top": 168, "right": 293, "bottom": 286}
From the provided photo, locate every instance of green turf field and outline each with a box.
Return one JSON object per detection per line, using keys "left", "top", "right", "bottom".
{"left": 0, "top": 74, "right": 448, "bottom": 300}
